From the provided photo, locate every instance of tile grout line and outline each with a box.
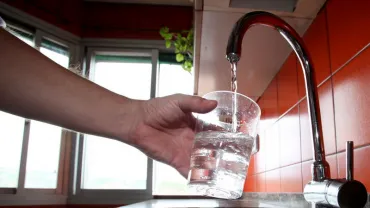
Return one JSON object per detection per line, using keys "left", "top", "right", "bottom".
{"left": 331, "top": 42, "right": 370, "bottom": 77}
{"left": 336, "top": 143, "right": 370, "bottom": 154}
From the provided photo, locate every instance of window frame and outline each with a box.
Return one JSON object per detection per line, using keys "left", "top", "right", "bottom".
{"left": 0, "top": 22, "right": 79, "bottom": 198}
{"left": 21, "top": 30, "right": 77, "bottom": 194}
{"left": 68, "top": 47, "right": 159, "bottom": 202}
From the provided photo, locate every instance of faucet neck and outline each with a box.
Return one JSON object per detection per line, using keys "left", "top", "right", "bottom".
{"left": 226, "top": 11, "right": 302, "bottom": 62}
{"left": 226, "top": 11, "right": 329, "bottom": 181}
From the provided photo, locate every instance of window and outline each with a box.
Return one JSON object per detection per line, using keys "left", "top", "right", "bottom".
{"left": 157, "top": 63, "right": 194, "bottom": 97}
{"left": 0, "top": 22, "right": 75, "bottom": 192}
{"left": 6, "top": 25, "right": 34, "bottom": 47}
{"left": 25, "top": 38, "right": 70, "bottom": 188}
{"left": 153, "top": 55, "right": 194, "bottom": 195}
{"left": 81, "top": 52, "right": 153, "bottom": 191}
{"left": 78, "top": 51, "right": 195, "bottom": 198}
{"left": 0, "top": 112, "right": 25, "bottom": 188}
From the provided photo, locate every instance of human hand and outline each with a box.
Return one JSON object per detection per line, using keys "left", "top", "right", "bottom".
{"left": 127, "top": 94, "right": 217, "bottom": 178}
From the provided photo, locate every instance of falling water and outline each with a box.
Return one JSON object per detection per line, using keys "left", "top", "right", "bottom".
{"left": 231, "top": 63, "right": 238, "bottom": 132}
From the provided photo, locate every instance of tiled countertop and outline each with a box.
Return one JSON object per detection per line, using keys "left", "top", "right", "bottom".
{"left": 123, "top": 193, "right": 370, "bottom": 208}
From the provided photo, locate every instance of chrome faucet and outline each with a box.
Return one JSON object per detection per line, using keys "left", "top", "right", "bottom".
{"left": 226, "top": 11, "right": 368, "bottom": 208}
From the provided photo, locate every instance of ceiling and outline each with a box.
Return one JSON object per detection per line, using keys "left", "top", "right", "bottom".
{"left": 84, "top": 0, "right": 193, "bottom": 6}
{"left": 197, "top": 0, "right": 327, "bottom": 99}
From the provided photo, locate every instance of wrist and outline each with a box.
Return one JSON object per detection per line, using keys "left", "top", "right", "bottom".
{"left": 113, "top": 97, "right": 144, "bottom": 145}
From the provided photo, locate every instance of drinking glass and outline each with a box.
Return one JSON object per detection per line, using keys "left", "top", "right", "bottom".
{"left": 187, "top": 91, "right": 261, "bottom": 199}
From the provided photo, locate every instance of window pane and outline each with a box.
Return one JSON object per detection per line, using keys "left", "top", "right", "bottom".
{"left": 157, "top": 64, "right": 193, "bottom": 97}
{"left": 7, "top": 26, "right": 34, "bottom": 47}
{"left": 25, "top": 121, "right": 62, "bottom": 188}
{"left": 0, "top": 111, "right": 25, "bottom": 188}
{"left": 25, "top": 38, "right": 69, "bottom": 188}
{"left": 153, "top": 63, "right": 193, "bottom": 195}
{"left": 40, "top": 39, "right": 69, "bottom": 68}
{"left": 82, "top": 56, "right": 151, "bottom": 189}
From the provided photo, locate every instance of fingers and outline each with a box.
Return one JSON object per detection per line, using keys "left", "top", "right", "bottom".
{"left": 177, "top": 94, "right": 217, "bottom": 114}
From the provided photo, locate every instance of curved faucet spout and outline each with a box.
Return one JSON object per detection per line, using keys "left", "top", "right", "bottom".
{"left": 226, "top": 11, "right": 329, "bottom": 181}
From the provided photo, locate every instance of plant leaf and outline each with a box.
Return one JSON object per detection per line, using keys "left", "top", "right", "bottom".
{"left": 188, "top": 45, "right": 194, "bottom": 53}
{"left": 182, "top": 60, "right": 192, "bottom": 72}
{"left": 159, "top": 27, "right": 169, "bottom": 37}
{"left": 165, "top": 40, "right": 171, "bottom": 48}
{"left": 164, "top": 33, "right": 172, "bottom": 40}
{"left": 185, "top": 60, "right": 192, "bottom": 67}
{"left": 176, "top": 53, "right": 184, "bottom": 62}
{"left": 187, "top": 29, "right": 194, "bottom": 40}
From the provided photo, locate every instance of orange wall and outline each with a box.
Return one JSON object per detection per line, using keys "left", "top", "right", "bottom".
{"left": 244, "top": 0, "right": 370, "bottom": 193}
{"left": 81, "top": 2, "right": 193, "bottom": 40}
{"left": 0, "top": 0, "right": 83, "bottom": 36}
{"left": 0, "top": 0, "right": 193, "bottom": 40}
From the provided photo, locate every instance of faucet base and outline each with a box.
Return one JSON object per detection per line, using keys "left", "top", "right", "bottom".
{"left": 304, "top": 179, "right": 368, "bottom": 208}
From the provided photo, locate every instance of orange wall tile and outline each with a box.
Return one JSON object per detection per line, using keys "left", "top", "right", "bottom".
{"left": 265, "top": 169, "right": 281, "bottom": 192}
{"left": 280, "top": 163, "right": 302, "bottom": 193}
{"left": 255, "top": 173, "right": 266, "bottom": 192}
{"left": 317, "top": 80, "right": 336, "bottom": 155}
{"left": 265, "top": 123, "right": 280, "bottom": 171}
{"left": 338, "top": 146, "right": 370, "bottom": 190}
{"left": 299, "top": 100, "right": 311, "bottom": 161}
{"left": 298, "top": 8, "right": 331, "bottom": 99}
{"left": 254, "top": 131, "right": 266, "bottom": 174}
{"left": 301, "top": 161, "right": 311, "bottom": 189}
{"left": 248, "top": 156, "right": 255, "bottom": 176}
{"left": 244, "top": 0, "right": 370, "bottom": 193}
{"left": 326, "top": 0, "right": 370, "bottom": 71}
{"left": 279, "top": 106, "right": 301, "bottom": 167}
{"left": 300, "top": 80, "right": 336, "bottom": 161}
{"left": 326, "top": 154, "right": 338, "bottom": 179}
{"left": 244, "top": 174, "right": 256, "bottom": 192}
{"left": 258, "top": 77, "right": 279, "bottom": 130}
{"left": 277, "top": 53, "right": 298, "bottom": 116}
{"left": 333, "top": 47, "right": 370, "bottom": 151}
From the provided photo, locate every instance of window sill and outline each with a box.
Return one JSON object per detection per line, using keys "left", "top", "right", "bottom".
{"left": 0, "top": 193, "right": 67, "bottom": 206}
{"left": 67, "top": 195, "right": 150, "bottom": 205}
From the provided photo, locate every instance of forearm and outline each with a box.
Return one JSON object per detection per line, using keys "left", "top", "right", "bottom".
{"left": 0, "top": 29, "right": 136, "bottom": 143}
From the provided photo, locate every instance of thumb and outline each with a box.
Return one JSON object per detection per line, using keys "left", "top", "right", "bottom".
{"left": 177, "top": 95, "right": 217, "bottom": 113}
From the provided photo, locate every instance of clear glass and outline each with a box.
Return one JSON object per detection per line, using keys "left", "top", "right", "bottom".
{"left": 188, "top": 91, "right": 260, "bottom": 199}
{"left": 0, "top": 111, "right": 25, "bottom": 187}
{"left": 82, "top": 58, "right": 151, "bottom": 189}
{"left": 153, "top": 64, "right": 193, "bottom": 195}
{"left": 25, "top": 39, "right": 69, "bottom": 188}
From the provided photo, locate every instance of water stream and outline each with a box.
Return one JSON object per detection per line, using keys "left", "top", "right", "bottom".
{"left": 231, "top": 63, "right": 238, "bottom": 132}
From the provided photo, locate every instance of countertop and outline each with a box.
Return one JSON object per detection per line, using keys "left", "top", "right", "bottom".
{"left": 123, "top": 193, "right": 311, "bottom": 208}
{"left": 123, "top": 193, "right": 370, "bottom": 208}
{"left": 123, "top": 199, "right": 300, "bottom": 208}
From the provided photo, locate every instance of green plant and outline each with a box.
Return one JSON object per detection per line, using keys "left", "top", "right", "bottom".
{"left": 159, "top": 27, "right": 194, "bottom": 72}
